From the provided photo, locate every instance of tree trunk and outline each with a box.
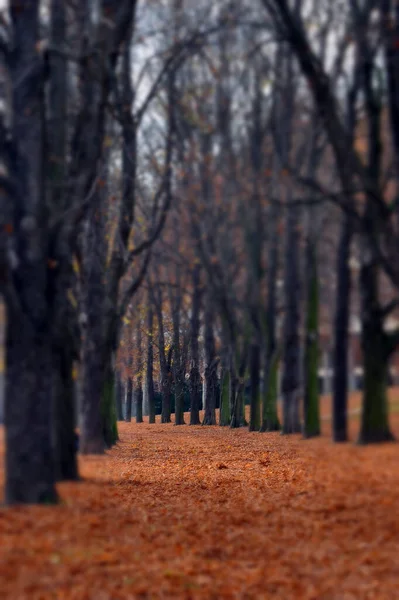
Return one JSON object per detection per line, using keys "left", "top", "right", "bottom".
{"left": 261, "top": 200, "right": 280, "bottom": 433}
{"left": 219, "top": 368, "right": 230, "bottom": 426}
{"left": 203, "top": 300, "right": 218, "bottom": 425}
{"left": 332, "top": 216, "right": 352, "bottom": 442}
{"left": 189, "top": 364, "right": 202, "bottom": 425}
{"left": 281, "top": 205, "right": 302, "bottom": 434}
{"left": 5, "top": 1, "right": 58, "bottom": 504}
{"left": 172, "top": 292, "right": 185, "bottom": 425}
{"left": 189, "top": 265, "right": 202, "bottom": 425}
{"left": 161, "top": 369, "right": 172, "bottom": 424}
{"left": 135, "top": 318, "right": 143, "bottom": 423}
{"left": 146, "top": 305, "right": 155, "bottom": 424}
{"left": 249, "top": 342, "right": 261, "bottom": 431}
{"left": 135, "top": 384, "right": 143, "bottom": 423}
{"left": 115, "top": 370, "right": 124, "bottom": 421}
{"left": 153, "top": 284, "right": 172, "bottom": 424}
{"left": 101, "top": 359, "right": 119, "bottom": 448}
{"left": 52, "top": 348, "right": 79, "bottom": 481}
{"left": 261, "top": 350, "right": 280, "bottom": 432}
{"left": 125, "top": 376, "right": 133, "bottom": 422}
{"left": 6, "top": 323, "right": 58, "bottom": 504}
{"left": 358, "top": 262, "right": 394, "bottom": 444}
{"left": 303, "top": 238, "right": 320, "bottom": 438}
{"left": 80, "top": 327, "right": 106, "bottom": 454}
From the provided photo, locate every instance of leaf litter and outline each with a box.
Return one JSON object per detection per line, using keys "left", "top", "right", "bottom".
{"left": 0, "top": 396, "right": 399, "bottom": 599}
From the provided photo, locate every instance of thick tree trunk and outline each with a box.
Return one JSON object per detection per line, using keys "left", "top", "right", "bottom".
{"left": 161, "top": 370, "right": 172, "bottom": 423}
{"left": 281, "top": 205, "right": 302, "bottom": 434}
{"left": 303, "top": 238, "right": 320, "bottom": 438}
{"left": 261, "top": 201, "right": 280, "bottom": 433}
{"left": 135, "top": 318, "right": 143, "bottom": 423}
{"left": 249, "top": 342, "right": 261, "bottom": 431}
{"left": 6, "top": 324, "right": 57, "bottom": 504}
{"left": 219, "top": 368, "right": 230, "bottom": 426}
{"left": 52, "top": 349, "right": 79, "bottom": 481}
{"left": 231, "top": 381, "right": 246, "bottom": 428}
{"left": 189, "top": 265, "right": 202, "bottom": 425}
{"left": 115, "top": 371, "right": 124, "bottom": 421}
{"left": 5, "top": 1, "right": 58, "bottom": 504}
{"left": 80, "top": 330, "right": 106, "bottom": 454}
{"left": 172, "top": 292, "right": 185, "bottom": 426}
{"left": 146, "top": 305, "right": 155, "bottom": 424}
{"left": 101, "top": 359, "right": 118, "bottom": 447}
{"left": 261, "top": 350, "right": 280, "bottom": 432}
{"left": 189, "top": 364, "right": 202, "bottom": 425}
{"left": 153, "top": 285, "right": 172, "bottom": 424}
{"left": 135, "top": 384, "right": 143, "bottom": 423}
{"left": 358, "top": 262, "right": 394, "bottom": 444}
{"left": 125, "top": 376, "right": 133, "bottom": 422}
{"left": 332, "top": 217, "right": 352, "bottom": 442}
{"left": 203, "top": 300, "right": 218, "bottom": 425}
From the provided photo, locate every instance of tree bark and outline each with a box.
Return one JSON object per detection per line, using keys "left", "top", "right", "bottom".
{"left": 171, "top": 284, "right": 185, "bottom": 425}
{"left": 303, "top": 237, "right": 320, "bottom": 439}
{"left": 52, "top": 348, "right": 79, "bottom": 481}
{"left": 281, "top": 205, "right": 302, "bottom": 434}
{"left": 332, "top": 217, "right": 352, "bottom": 442}
{"left": 358, "top": 261, "right": 394, "bottom": 444}
{"left": 6, "top": 323, "right": 58, "bottom": 504}
{"left": 249, "top": 342, "right": 261, "bottom": 431}
{"left": 5, "top": 0, "right": 58, "bottom": 504}
{"left": 102, "top": 358, "right": 119, "bottom": 447}
{"left": 189, "top": 265, "right": 202, "bottom": 425}
{"left": 125, "top": 376, "right": 133, "bottom": 422}
{"left": 135, "top": 318, "right": 143, "bottom": 423}
{"left": 219, "top": 368, "right": 230, "bottom": 426}
{"left": 146, "top": 304, "right": 155, "bottom": 424}
{"left": 115, "top": 370, "right": 124, "bottom": 421}
{"left": 203, "top": 297, "right": 218, "bottom": 425}
{"left": 261, "top": 201, "right": 280, "bottom": 432}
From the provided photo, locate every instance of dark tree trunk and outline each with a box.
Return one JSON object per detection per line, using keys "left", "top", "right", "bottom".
{"left": 203, "top": 298, "right": 218, "bottom": 425}
{"left": 135, "top": 319, "right": 143, "bottom": 423}
{"left": 161, "top": 364, "right": 173, "bottom": 424}
{"left": 219, "top": 367, "right": 230, "bottom": 427}
{"left": 101, "top": 358, "right": 118, "bottom": 448}
{"left": 261, "top": 203, "right": 280, "bottom": 432}
{"left": 249, "top": 342, "right": 261, "bottom": 431}
{"left": 303, "top": 236, "right": 320, "bottom": 439}
{"left": 135, "top": 384, "right": 143, "bottom": 423}
{"left": 171, "top": 284, "right": 185, "bottom": 425}
{"left": 6, "top": 323, "right": 57, "bottom": 504}
{"left": 115, "top": 371, "right": 124, "bottom": 421}
{"left": 52, "top": 348, "right": 79, "bottom": 481}
{"left": 153, "top": 284, "right": 172, "bottom": 423}
{"left": 146, "top": 305, "right": 155, "bottom": 424}
{"left": 281, "top": 205, "right": 302, "bottom": 434}
{"left": 228, "top": 363, "right": 239, "bottom": 426}
{"left": 125, "top": 376, "right": 133, "bottom": 422}
{"left": 189, "top": 265, "right": 202, "bottom": 425}
{"left": 358, "top": 261, "right": 395, "bottom": 444}
{"left": 332, "top": 217, "right": 352, "bottom": 442}
{"left": 5, "top": 0, "right": 58, "bottom": 504}
{"left": 77, "top": 287, "right": 106, "bottom": 454}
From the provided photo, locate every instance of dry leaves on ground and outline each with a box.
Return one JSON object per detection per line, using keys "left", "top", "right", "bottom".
{"left": 0, "top": 393, "right": 399, "bottom": 599}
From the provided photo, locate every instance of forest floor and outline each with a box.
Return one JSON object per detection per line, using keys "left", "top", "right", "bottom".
{"left": 1, "top": 392, "right": 399, "bottom": 599}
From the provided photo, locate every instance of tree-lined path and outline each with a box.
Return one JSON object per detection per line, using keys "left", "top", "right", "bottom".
{"left": 1, "top": 396, "right": 399, "bottom": 599}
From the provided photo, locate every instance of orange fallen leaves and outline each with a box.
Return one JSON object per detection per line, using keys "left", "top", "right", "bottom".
{"left": 0, "top": 396, "right": 399, "bottom": 599}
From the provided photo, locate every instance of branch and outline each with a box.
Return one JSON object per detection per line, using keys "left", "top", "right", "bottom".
{"left": 118, "top": 248, "right": 152, "bottom": 320}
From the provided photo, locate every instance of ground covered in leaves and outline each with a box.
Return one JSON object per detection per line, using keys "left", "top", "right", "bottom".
{"left": 1, "top": 393, "right": 399, "bottom": 599}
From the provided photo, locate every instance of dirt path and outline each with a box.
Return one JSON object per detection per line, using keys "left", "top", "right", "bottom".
{"left": 1, "top": 412, "right": 399, "bottom": 599}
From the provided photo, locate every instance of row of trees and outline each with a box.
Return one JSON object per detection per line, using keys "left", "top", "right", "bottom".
{"left": 1, "top": 0, "right": 399, "bottom": 505}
